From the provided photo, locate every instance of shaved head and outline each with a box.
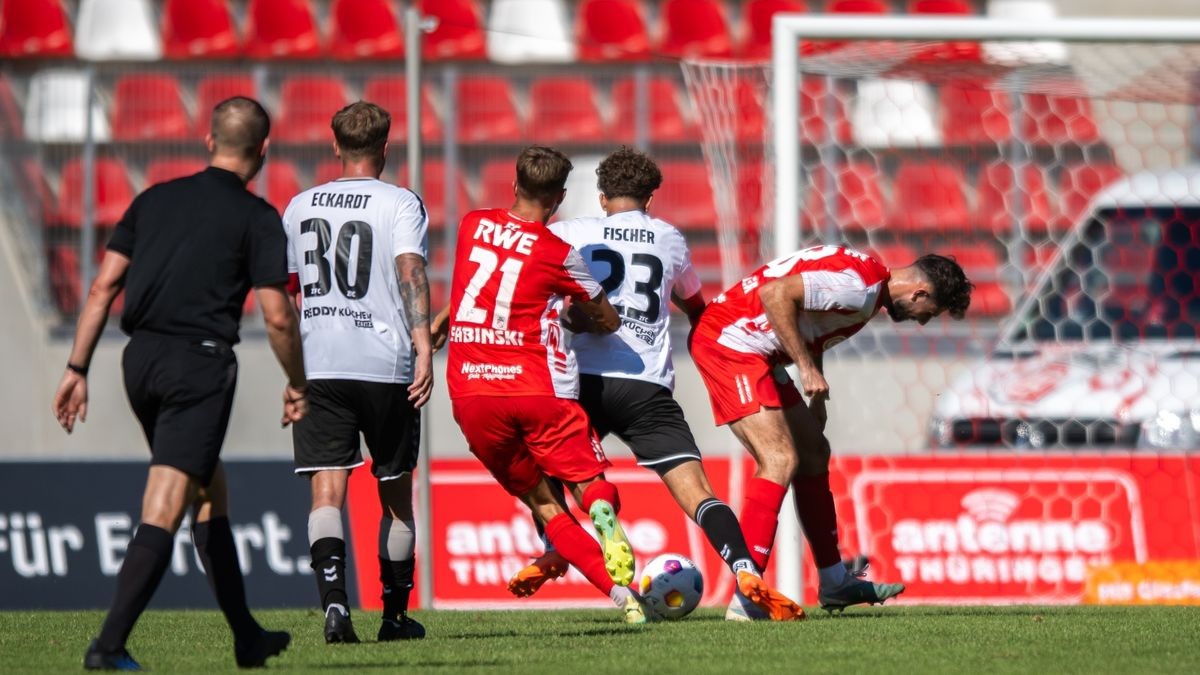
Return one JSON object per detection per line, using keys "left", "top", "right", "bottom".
{"left": 210, "top": 96, "right": 270, "bottom": 159}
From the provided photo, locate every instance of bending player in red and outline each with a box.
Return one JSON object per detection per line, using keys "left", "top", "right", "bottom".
{"left": 690, "top": 246, "right": 973, "bottom": 614}
{"left": 434, "top": 146, "right": 649, "bottom": 622}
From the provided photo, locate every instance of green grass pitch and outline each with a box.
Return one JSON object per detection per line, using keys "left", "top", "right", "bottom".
{"left": 2, "top": 606, "right": 1199, "bottom": 673}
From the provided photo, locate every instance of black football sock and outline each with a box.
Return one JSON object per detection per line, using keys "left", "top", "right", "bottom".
{"left": 96, "top": 524, "right": 174, "bottom": 652}
{"left": 380, "top": 557, "right": 415, "bottom": 621}
{"left": 193, "top": 517, "right": 263, "bottom": 643}
{"left": 310, "top": 537, "right": 350, "bottom": 613}
{"left": 694, "top": 498, "right": 757, "bottom": 575}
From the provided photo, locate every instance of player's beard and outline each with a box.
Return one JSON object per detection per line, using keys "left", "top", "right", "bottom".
{"left": 888, "top": 298, "right": 913, "bottom": 322}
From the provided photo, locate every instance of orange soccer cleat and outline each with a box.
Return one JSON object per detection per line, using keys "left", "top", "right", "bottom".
{"left": 507, "top": 550, "right": 570, "bottom": 598}
{"left": 735, "top": 571, "right": 806, "bottom": 621}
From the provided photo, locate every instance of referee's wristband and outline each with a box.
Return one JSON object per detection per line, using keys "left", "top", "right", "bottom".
{"left": 66, "top": 362, "right": 88, "bottom": 376}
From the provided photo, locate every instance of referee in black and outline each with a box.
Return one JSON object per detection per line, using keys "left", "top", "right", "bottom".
{"left": 52, "top": 97, "right": 308, "bottom": 671}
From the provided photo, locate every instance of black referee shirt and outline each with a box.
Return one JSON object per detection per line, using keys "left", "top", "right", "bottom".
{"left": 107, "top": 166, "right": 289, "bottom": 344}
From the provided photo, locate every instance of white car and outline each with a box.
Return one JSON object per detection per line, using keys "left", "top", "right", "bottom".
{"left": 931, "top": 168, "right": 1200, "bottom": 450}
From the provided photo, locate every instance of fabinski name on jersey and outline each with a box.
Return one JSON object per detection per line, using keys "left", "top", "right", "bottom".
{"left": 309, "top": 192, "right": 374, "bottom": 209}
{"left": 450, "top": 325, "right": 522, "bottom": 346}
{"left": 302, "top": 305, "right": 374, "bottom": 329}
{"left": 603, "top": 227, "right": 655, "bottom": 244}
{"left": 473, "top": 218, "right": 538, "bottom": 253}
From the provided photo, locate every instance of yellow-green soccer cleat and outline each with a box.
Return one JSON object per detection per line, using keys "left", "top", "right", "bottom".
{"left": 622, "top": 593, "right": 649, "bottom": 624}
{"left": 588, "top": 499, "right": 635, "bottom": 587}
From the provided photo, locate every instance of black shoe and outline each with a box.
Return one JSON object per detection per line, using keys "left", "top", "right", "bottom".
{"left": 324, "top": 606, "right": 360, "bottom": 644}
{"left": 83, "top": 640, "right": 142, "bottom": 671}
{"left": 377, "top": 614, "right": 425, "bottom": 642}
{"left": 234, "top": 629, "right": 291, "bottom": 668}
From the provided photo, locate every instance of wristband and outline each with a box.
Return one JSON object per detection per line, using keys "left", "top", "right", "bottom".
{"left": 67, "top": 362, "right": 88, "bottom": 376}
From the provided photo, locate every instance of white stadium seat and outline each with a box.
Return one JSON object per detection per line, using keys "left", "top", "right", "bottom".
{"left": 75, "top": 0, "right": 163, "bottom": 61}
{"left": 25, "top": 69, "right": 112, "bottom": 142}
{"left": 983, "top": 0, "right": 1068, "bottom": 66}
{"left": 851, "top": 78, "right": 942, "bottom": 148}
{"left": 486, "top": 0, "right": 576, "bottom": 64}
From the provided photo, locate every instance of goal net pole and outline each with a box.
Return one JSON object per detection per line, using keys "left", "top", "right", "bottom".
{"left": 766, "top": 14, "right": 1200, "bottom": 602}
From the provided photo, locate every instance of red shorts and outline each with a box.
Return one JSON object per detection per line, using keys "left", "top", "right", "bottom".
{"left": 451, "top": 395, "right": 610, "bottom": 496}
{"left": 690, "top": 332, "right": 803, "bottom": 426}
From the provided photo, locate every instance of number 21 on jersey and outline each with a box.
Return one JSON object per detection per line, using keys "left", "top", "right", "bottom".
{"left": 456, "top": 246, "right": 524, "bottom": 330}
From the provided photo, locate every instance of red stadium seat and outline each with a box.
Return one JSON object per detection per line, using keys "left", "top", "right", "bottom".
{"left": 0, "top": 0, "right": 73, "bottom": 57}
{"left": 399, "top": 161, "right": 471, "bottom": 230}
{"left": 111, "top": 75, "right": 191, "bottom": 141}
{"left": 906, "top": 0, "right": 980, "bottom": 61}
{"left": 887, "top": 161, "right": 969, "bottom": 232}
{"left": 527, "top": 78, "right": 606, "bottom": 143}
{"left": 827, "top": 0, "right": 888, "bottom": 12}
{"left": 1020, "top": 92, "right": 1101, "bottom": 145}
{"left": 314, "top": 159, "right": 343, "bottom": 186}
{"left": 330, "top": 0, "right": 404, "bottom": 59}
{"left": 1055, "top": 163, "right": 1124, "bottom": 229}
{"left": 144, "top": 156, "right": 206, "bottom": 187}
{"left": 611, "top": 77, "right": 698, "bottom": 143}
{"left": 253, "top": 160, "right": 303, "bottom": 212}
{"left": 363, "top": 77, "right": 443, "bottom": 142}
{"left": 480, "top": 159, "right": 516, "bottom": 207}
{"left": 161, "top": 0, "right": 240, "bottom": 58}
{"left": 0, "top": 75, "right": 23, "bottom": 139}
{"left": 803, "top": 161, "right": 886, "bottom": 231}
{"left": 659, "top": 0, "right": 734, "bottom": 59}
{"left": 652, "top": 161, "right": 718, "bottom": 230}
{"left": 974, "top": 164, "right": 1053, "bottom": 233}
{"left": 48, "top": 245, "right": 81, "bottom": 315}
{"left": 966, "top": 281, "right": 1011, "bottom": 316}
{"left": 867, "top": 243, "right": 917, "bottom": 268}
{"left": 244, "top": 0, "right": 322, "bottom": 58}
{"left": 55, "top": 158, "right": 135, "bottom": 228}
{"left": 739, "top": 0, "right": 808, "bottom": 59}
{"left": 800, "top": 76, "right": 851, "bottom": 144}
{"left": 456, "top": 77, "right": 523, "bottom": 143}
{"left": 420, "top": 0, "right": 486, "bottom": 60}
{"left": 576, "top": 0, "right": 651, "bottom": 61}
{"left": 194, "top": 75, "right": 258, "bottom": 136}
{"left": 940, "top": 82, "right": 1012, "bottom": 145}
{"left": 275, "top": 77, "right": 349, "bottom": 143}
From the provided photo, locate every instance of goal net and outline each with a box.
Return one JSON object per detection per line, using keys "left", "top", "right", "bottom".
{"left": 682, "top": 17, "right": 1200, "bottom": 605}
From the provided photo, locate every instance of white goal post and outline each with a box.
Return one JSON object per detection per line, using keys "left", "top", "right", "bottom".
{"left": 756, "top": 15, "right": 1200, "bottom": 602}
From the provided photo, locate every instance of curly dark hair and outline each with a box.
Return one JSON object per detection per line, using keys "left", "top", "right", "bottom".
{"left": 596, "top": 146, "right": 663, "bottom": 202}
{"left": 914, "top": 254, "right": 974, "bottom": 319}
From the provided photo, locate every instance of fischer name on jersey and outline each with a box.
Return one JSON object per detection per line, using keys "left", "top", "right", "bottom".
{"left": 283, "top": 178, "right": 429, "bottom": 384}
{"left": 550, "top": 210, "right": 701, "bottom": 391}
{"left": 446, "top": 208, "right": 603, "bottom": 400}
{"left": 698, "top": 245, "right": 890, "bottom": 358}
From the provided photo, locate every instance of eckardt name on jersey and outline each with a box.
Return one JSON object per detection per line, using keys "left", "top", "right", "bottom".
{"left": 309, "top": 191, "right": 374, "bottom": 209}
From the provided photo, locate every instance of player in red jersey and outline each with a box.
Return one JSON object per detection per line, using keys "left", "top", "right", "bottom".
{"left": 690, "top": 245, "right": 973, "bottom": 616}
{"left": 433, "top": 146, "right": 648, "bottom": 622}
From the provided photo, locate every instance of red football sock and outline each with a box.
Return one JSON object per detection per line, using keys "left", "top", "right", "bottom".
{"left": 580, "top": 479, "right": 620, "bottom": 514}
{"left": 792, "top": 473, "right": 842, "bottom": 569}
{"left": 740, "top": 477, "right": 788, "bottom": 571}
{"left": 544, "top": 513, "right": 614, "bottom": 595}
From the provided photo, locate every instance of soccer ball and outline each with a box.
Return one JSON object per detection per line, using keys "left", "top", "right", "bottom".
{"left": 638, "top": 553, "right": 703, "bottom": 620}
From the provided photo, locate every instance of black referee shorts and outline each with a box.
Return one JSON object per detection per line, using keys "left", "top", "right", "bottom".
{"left": 122, "top": 333, "right": 238, "bottom": 487}
{"left": 578, "top": 374, "right": 702, "bottom": 476}
{"left": 292, "top": 380, "right": 420, "bottom": 481}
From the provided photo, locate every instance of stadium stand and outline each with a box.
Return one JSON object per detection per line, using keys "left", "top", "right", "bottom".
{"left": 739, "top": 0, "right": 809, "bottom": 59}
{"left": 974, "top": 164, "right": 1054, "bottom": 234}
{"left": 1020, "top": 92, "right": 1102, "bottom": 146}
{"left": 144, "top": 157, "right": 207, "bottom": 188}
{"left": 193, "top": 75, "right": 259, "bottom": 136}
{"left": 25, "top": 69, "right": 111, "bottom": 142}
{"left": 850, "top": 79, "right": 942, "bottom": 147}
{"left": 804, "top": 161, "right": 888, "bottom": 232}
{"left": 276, "top": 76, "right": 351, "bottom": 143}
{"left": 652, "top": 160, "right": 719, "bottom": 230}
{"left": 161, "top": 0, "right": 241, "bottom": 58}
{"left": 940, "top": 82, "right": 1013, "bottom": 145}
{"left": 658, "top": 0, "right": 736, "bottom": 59}
{"left": 1055, "top": 162, "right": 1126, "bottom": 229}
{"left": 362, "top": 77, "right": 443, "bottom": 141}
{"left": 399, "top": 161, "right": 472, "bottom": 231}
{"left": 611, "top": 77, "right": 698, "bottom": 143}
{"left": 329, "top": 0, "right": 405, "bottom": 60}
{"left": 576, "top": 0, "right": 653, "bottom": 61}
{"left": 455, "top": 76, "right": 523, "bottom": 142}
{"left": 479, "top": 158, "right": 517, "bottom": 208}
{"left": 54, "top": 158, "right": 135, "bottom": 228}
{"left": 887, "top": 160, "right": 971, "bottom": 232}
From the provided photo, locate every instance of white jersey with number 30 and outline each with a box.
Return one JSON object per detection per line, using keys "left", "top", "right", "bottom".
{"left": 550, "top": 210, "right": 701, "bottom": 391}
{"left": 283, "top": 178, "right": 429, "bottom": 384}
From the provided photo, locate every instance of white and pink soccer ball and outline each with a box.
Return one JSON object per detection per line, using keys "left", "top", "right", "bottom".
{"left": 638, "top": 553, "right": 703, "bottom": 620}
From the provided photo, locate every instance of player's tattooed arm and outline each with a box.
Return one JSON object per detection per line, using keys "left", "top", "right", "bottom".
{"left": 397, "top": 253, "right": 434, "bottom": 408}
{"left": 759, "top": 275, "right": 829, "bottom": 401}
